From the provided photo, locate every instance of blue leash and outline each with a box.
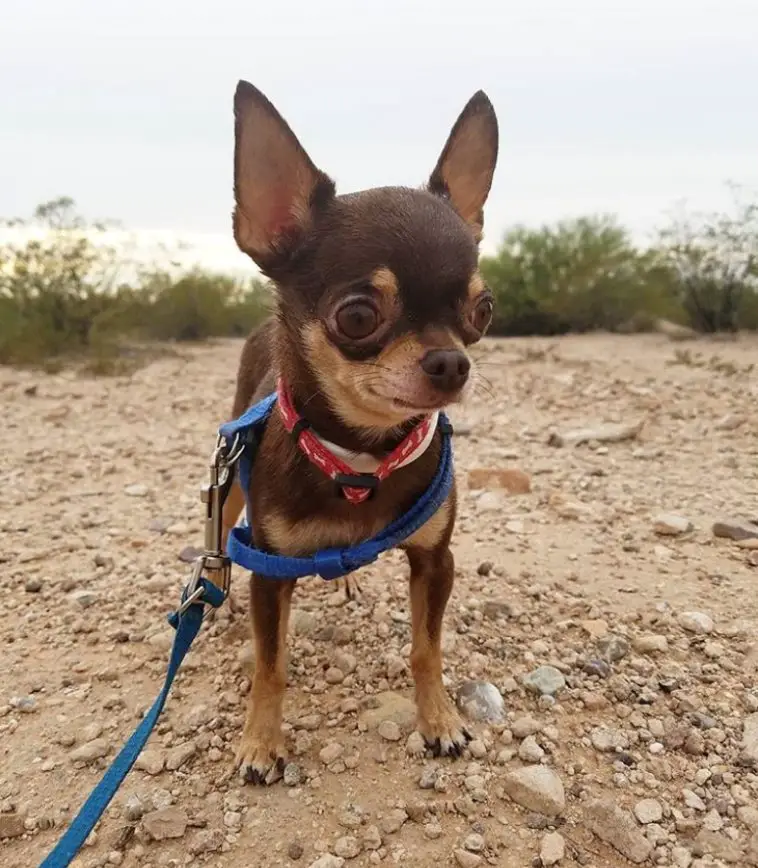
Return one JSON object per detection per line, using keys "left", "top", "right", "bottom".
{"left": 40, "top": 579, "right": 225, "bottom": 868}
{"left": 40, "top": 392, "right": 454, "bottom": 866}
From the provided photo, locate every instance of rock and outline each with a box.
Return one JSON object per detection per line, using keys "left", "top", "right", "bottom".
{"left": 584, "top": 799, "right": 652, "bottom": 864}
{"left": 68, "top": 590, "right": 97, "bottom": 609}
{"left": 467, "top": 468, "right": 531, "bottom": 494}
{"left": 454, "top": 849, "right": 482, "bottom": 868}
{"left": 0, "top": 812, "right": 25, "bottom": 838}
{"left": 362, "top": 825, "right": 382, "bottom": 850}
{"left": 325, "top": 667, "right": 345, "bottom": 685}
{"left": 468, "top": 738, "right": 487, "bottom": 759}
{"left": 406, "top": 731, "right": 426, "bottom": 757}
{"left": 124, "top": 483, "right": 149, "bottom": 497}
{"left": 70, "top": 738, "right": 110, "bottom": 763}
{"left": 165, "top": 741, "right": 196, "bottom": 771}
{"left": 713, "top": 518, "right": 758, "bottom": 541}
{"left": 502, "top": 766, "right": 565, "bottom": 816}
{"left": 142, "top": 807, "right": 188, "bottom": 841}
{"left": 377, "top": 720, "right": 401, "bottom": 742}
{"left": 319, "top": 742, "right": 344, "bottom": 765}
{"left": 359, "top": 692, "right": 416, "bottom": 731}
{"left": 597, "top": 634, "right": 630, "bottom": 662}
{"left": 632, "top": 634, "right": 668, "bottom": 654}
{"left": 455, "top": 680, "right": 505, "bottom": 722}
{"left": 178, "top": 545, "right": 202, "bottom": 564}
{"left": 540, "top": 831, "right": 565, "bottom": 866}
{"left": 135, "top": 749, "right": 165, "bottom": 775}
{"left": 634, "top": 798, "right": 663, "bottom": 824}
{"left": 682, "top": 789, "right": 706, "bottom": 811}
{"left": 678, "top": 611, "right": 714, "bottom": 634}
{"left": 512, "top": 715, "right": 542, "bottom": 739}
{"left": 580, "top": 619, "right": 608, "bottom": 639}
{"left": 741, "top": 713, "right": 758, "bottom": 764}
{"left": 590, "top": 726, "right": 628, "bottom": 753}
{"left": 518, "top": 735, "right": 544, "bottom": 763}
{"left": 124, "top": 794, "right": 145, "bottom": 821}
{"left": 189, "top": 828, "right": 225, "bottom": 854}
{"left": 380, "top": 809, "right": 407, "bottom": 834}
{"left": 653, "top": 513, "right": 693, "bottom": 535}
{"left": 283, "top": 763, "right": 303, "bottom": 786}
{"left": 334, "top": 836, "right": 361, "bottom": 859}
{"left": 463, "top": 832, "right": 485, "bottom": 852}
{"left": 10, "top": 695, "right": 36, "bottom": 713}
{"left": 548, "top": 419, "right": 643, "bottom": 448}
{"left": 24, "top": 578, "right": 43, "bottom": 593}
{"left": 523, "top": 666, "right": 565, "bottom": 697}
{"left": 308, "top": 856, "right": 345, "bottom": 868}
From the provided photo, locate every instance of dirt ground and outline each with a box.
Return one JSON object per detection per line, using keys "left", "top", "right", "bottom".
{"left": 2, "top": 333, "right": 757, "bottom": 868}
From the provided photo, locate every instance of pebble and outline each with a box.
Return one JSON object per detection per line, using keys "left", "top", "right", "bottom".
{"left": 319, "top": 742, "right": 344, "bottom": 765}
{"left": 380, "top": 809, "right": 407, "bottom": 834}
{"left": 540, "top": 831, "right": 565, "bottom": 866}
{"left": 70, "top": 738, "right": 110, "bottom": 763}
{"left": 463, "top": 832, "right": 485, "bottom": 852}
{"left": 455, "top": 681, "right": 505, "bottom": 722}
{"left": 522, "top": 666, "right": 566, "bottom": 697}
{"left": 377, "top": 720, "right": 401, "bottom": 742}
{"left": 653, "top": 513, "right": 693, "bottom": 535}
{"left": 308, "top": 856, "right": 345, "bottom": 868}
{"left": 512, "top": 715, "right": 542, "bottom": 738}
{"left": 584, "top": 799, "right": 652, "bottom": 864}
{"left": 189, "top": 829, "right": 225, "bottom": 855}
{"left": 68, "top": 589, "right": 97, "bottom": 608}
{"left": 124, "top": 483, "right": 149, "bottom": 497}
{"left": 362, "top": 825, "right": 382, "bottom": 850}
{"left": 406, "top": 731, "right": 426, "bottom": 757}
{"left": 334, "top": 836, "right": 361, "bottom": 858}
{"left": 453, "top": 850, "right": 482, "bottom": 868}
{"left": 468, "top": 738, "right": 487, "bottom": 759}
{"left": 632, "top": 634, "right": 668, "bottom": 653}
{"left": 634, "top": 798, "right": 663, "bottom": 824}
{"left": 591, "top": 726, "right": 627, "bottom": 753}
{"left": 0, "top": 813, "right": 25, "bottom": 838}
{"left": 135, "top": 749, "right": 165, "bottom": 775}
{"left": 288, "top": 841, "right": 305, "bottom": 860}
{"left": 678, "top": 611, "right": 714, "bottom": 634}
{"left": 141, "top": 807, "right": 188, "bottom": 841}
{"left": 597, "top": 634, "right": 630, "bottom": 662}
{"left": 742, "top": 712, "right": 758, "bottom": 764}
{"left": 467, "top": 467, "right": 531, "bottom": 494}
{"left": 712, "top": 518, "right": 758, "bottom": 541}
{"left": 24, "top": 578, "right": 43, "bottom": 593}
{"left": 165, "top": 741, "right": 196, "bottom": 770}
{"left": 358, "top": 691, "right": 416, "bottom": 731}
{"left": 124, "top": 795, "right": 145, "bottom": 822}
{"left": 502, "top": 766, "right": 565, "bottom": 816}
{"left": 518, "top": 735, "right": 544, "bottom": 763}
{"left": 283, "top": 763, "right": 303, "bottom": 786}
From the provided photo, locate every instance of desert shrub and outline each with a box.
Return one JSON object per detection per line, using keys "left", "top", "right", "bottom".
{"left": 481, "top": 216, "right": 680, "bottom": 336}
{"left": 657, "top": 186, "right": 758, "bottom": 333}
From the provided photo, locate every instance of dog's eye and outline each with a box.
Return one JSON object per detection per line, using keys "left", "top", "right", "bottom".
{"left": 470, "top": 297, "right": 493, "bottom": 332}
{"left": 335, "top": 301, "right": 381, "bottom": 340}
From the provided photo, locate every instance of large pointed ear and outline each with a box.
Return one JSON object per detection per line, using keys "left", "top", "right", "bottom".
{"left": 233, "top": 80, "right": 335, "bottom": 267}
{"left": 428, "top": 91, "right": 499, "bottom": 242}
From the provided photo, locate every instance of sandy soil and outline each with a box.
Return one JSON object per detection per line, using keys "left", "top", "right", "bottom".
{"left": 1, "top": 333, "right": 757, "bottom": 868}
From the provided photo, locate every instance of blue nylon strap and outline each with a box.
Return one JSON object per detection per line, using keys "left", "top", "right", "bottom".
{"left": 222, "top": 400, "right": 454, "bottom": 581}
{"left": 39, "top": 579, "right": 225, "bottom": 868}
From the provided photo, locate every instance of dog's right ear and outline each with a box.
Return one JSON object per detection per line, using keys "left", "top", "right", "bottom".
{"left": 233, "top": 80, "right": 335, "bottom": 268}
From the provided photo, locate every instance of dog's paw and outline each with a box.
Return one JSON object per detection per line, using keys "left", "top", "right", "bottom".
{"left": 417, "top": 706, "right": 472, "bottom": 759}
{"left": 236, "top": 733, "right": 287, "bottom": 785}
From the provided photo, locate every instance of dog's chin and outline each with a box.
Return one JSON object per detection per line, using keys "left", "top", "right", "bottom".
{"left": 375, "top": 388, "right": 466, "bottom": 420}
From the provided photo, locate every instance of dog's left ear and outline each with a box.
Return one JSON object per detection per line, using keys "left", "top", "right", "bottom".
{"left": 428, "top": 91, "right": 499, "bottom": 241}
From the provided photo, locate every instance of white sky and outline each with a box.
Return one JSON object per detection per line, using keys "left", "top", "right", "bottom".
{"left": 2, "top": 0, "right": 757, "bottom": 274}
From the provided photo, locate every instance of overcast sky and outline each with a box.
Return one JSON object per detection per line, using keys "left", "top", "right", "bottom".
{"left": 2, "top": 0, "right": 757, "bottom": 271}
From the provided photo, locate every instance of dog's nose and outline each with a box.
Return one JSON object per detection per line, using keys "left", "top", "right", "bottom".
{"left": 420, "top": 349, "right": 471, "bottom": 392}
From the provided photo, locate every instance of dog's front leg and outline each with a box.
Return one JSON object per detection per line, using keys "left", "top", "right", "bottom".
{"left": 407, "top": 544, "right": 471, "bottom": 757}
{"left": 236, "top": 574, "right": 295, "bottom": 784}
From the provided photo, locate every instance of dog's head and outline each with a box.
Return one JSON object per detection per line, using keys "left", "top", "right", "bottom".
{"left": 233, "top": 81, "right": 498, "bottom": 431}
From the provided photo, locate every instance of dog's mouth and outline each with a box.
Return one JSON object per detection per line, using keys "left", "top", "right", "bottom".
{"left": 366, "top": 386, "right": 463, "bottom": 416}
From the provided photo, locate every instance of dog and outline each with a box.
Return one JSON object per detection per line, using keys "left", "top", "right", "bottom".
{"left": 220, "top": 80, "right": 498, "bottom": 784}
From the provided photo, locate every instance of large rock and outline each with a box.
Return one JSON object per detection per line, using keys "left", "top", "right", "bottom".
{"left": 142, "top": 807, "right": 188, "bottom": 841}
{"left": 455, "top": 681, "right": 505, "bottom": 723}
{"left": 502, "top": 766, "right": 565, "bottom": 816}
{"left": 584, "top": 799, "right": 652, "bottom": 864}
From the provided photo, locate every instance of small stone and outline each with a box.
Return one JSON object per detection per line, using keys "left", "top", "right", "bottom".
{"left": 165, "top": 741, "right": 196, "bottom": 771}
{"left": 682, "top": 789, "right": 706, "bottom": 811}
{"left": 0, "top": 813, "right": 25, "bottom": 838}
{"left": 653, "top": 513, "right": 693, "bottom": 535}
{"left": 632, "top": 634, "right": 668, "bottom": 654}
{"left": 70, "top": 738, "right": 110, "bottom": 763}
{"left": 590, "top": 726, "right": 628, "bottom": 753}
{"left": 424, "top": 821, "right": 443, "bottom": 840}
{"left": 678, "top": 611, "right": 714, "bottom": 634}
{"left": 419, "top": 765, "right": 439, "bottom": 789}
{"left": 467, "top": 467, "right": 531, "bottom": 494}
{"left": 540, "top": 831, "right": 565, "bottom": 866}
{"left": 363, "top": 825, "right": 382, "bottom": 850}
{"left": 377, "top": 720, "right": 401, "bottom": 742}
{"left": 463, "top": 832, "right": 485, "bottom": 852}
{"left": 580, "top": 619, "right": 608, "bottom": 639}
{"left": 712, "top": 518, "right": 758, "bottom": 541}
{"left": 124, "top": 795, "right": 145, "bottom": 822}
{"left": 380, "top": 809, "right": 407, "bottom": 835}
{"left": 68, "top": 590, "right": 97, "bottom": 609}
{"left": 10, "top": 695, "right": 36, "bottom": 713}
{"left": 512, "top": 715, "right": 542, "bottom": 739}
{"left": 518, "top": 735, "right": 544, "bottom": 763}
{"left": 582, "top": 659, "right": 611, "bottom": 678}
{"left": 334, "top": 836, "right": 361, "bottom": 859}
{"left": 189, "top": 829, "right": 225, "bottom": 855}
{"left": 634, "top": 798, "right": 663, "bottom": 824}
{"left": 135, "top": 749, "right": 165, "bottom": 775}
{"left": 308, "top": 856, "right": 344, "bottom": 868}
{"left": 358, "top": 691, "right": 416, "bottom": 731}
{"left": 742, "top": 713, "right": 758, "bottom": 764}
{"left": 523, "top": 666, "right": 565, "bottom": 697}
{"left": 291, "top": 608, "right": 318, "bottom": 636}
{"left": 502, "top": 766, "right": 565, "bottom": 816}
{"left": 319, "top": 742, "right": 344, "bottom": 765}
{"left": 142, "top": 807, "right": 188, "bottom": 841}
{"left": 455, "top": 681, "right": 505, "bottom": 722}
{"left": 597, "top": 634, "right": 630, "bottom": 662}
{"left": 406, "top": 731, "right": 426, "bottom": 757}
{"left": 325, "top": 667, "right": 345, "bottom": 685}
{"left": 124, "top": 483, "right": 149, "bottom": 497}
{"left": 454, "top": 850, "right": 482, "bottom": 868}
{"left": 584, "top": 799, "right": 652, "bottom": 864}
{"left": 178, "top": 545, "right": 202, "bottom": 564}
{"left": 283, "top": 763, "right": 303, "bottom": 786}
{"left": 468, "top": 738, "right": 487, "bottom": 759}
{"left": 24, "top": 578, "right": 43, "bottom": 593}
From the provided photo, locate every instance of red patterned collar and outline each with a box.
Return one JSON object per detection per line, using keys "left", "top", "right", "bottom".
{"left": 276, "top": 378, "right": 437, "bottom": 503}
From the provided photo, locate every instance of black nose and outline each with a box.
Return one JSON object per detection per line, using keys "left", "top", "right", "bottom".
{"left": 419, "top": 349, "right": 471, "bottom": 392}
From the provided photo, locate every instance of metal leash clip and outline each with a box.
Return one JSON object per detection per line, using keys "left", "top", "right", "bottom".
{"left": 178, "top": 434, "right": 242, "bottom": 617}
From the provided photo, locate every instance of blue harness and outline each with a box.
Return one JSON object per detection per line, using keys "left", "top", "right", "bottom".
{"left": 218, "top": 391, "right": 455, "bottom": 580}
{"left": 39, "top": 392, "right": 453, "bottom": 867}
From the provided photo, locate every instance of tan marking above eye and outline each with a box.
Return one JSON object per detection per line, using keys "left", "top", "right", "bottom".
{"left": 467, "top": 271, "right": 486, "bottom": 301}
{"left": 370, "top": 266, "right": 399, "bottom": 300}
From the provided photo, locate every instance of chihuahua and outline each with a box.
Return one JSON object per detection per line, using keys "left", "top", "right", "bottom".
{"left": 221, "top": 80, "right": 498, "bottom": 784}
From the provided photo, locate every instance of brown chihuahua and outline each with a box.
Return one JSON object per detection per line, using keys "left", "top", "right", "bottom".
{"left": 221, "top": 80, "right": 498, "bottom": 784}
